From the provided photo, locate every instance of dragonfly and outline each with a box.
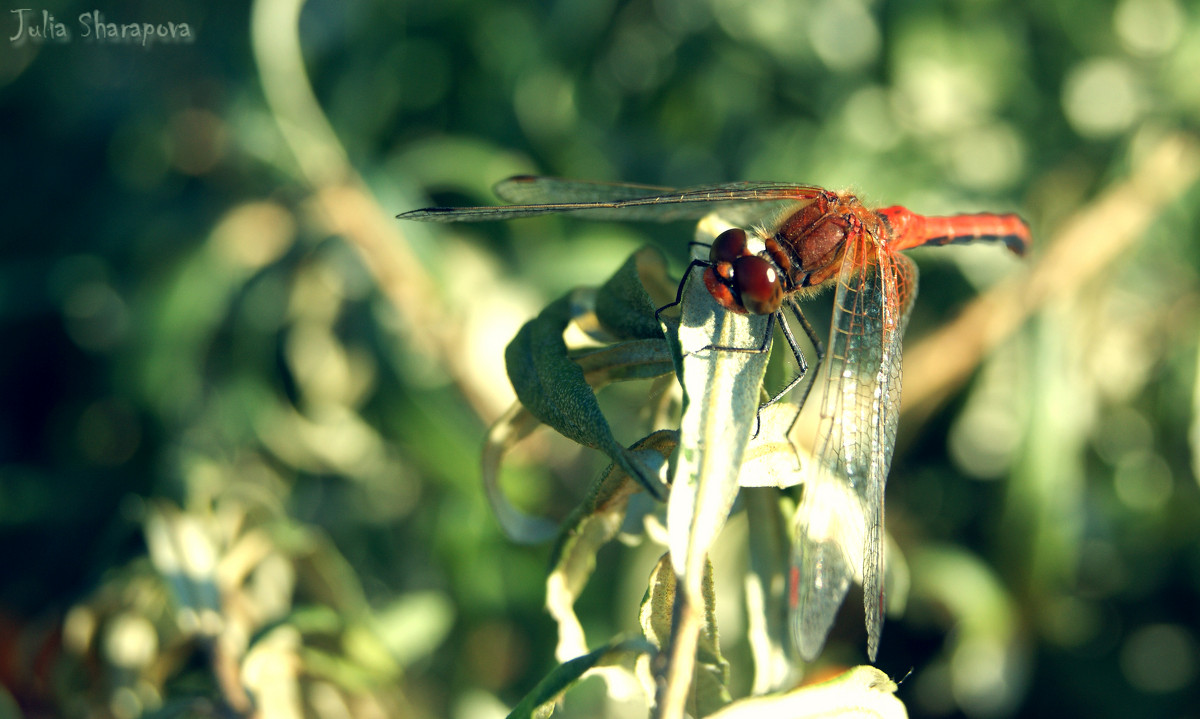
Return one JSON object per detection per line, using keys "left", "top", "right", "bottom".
{"left": 399, "top": 175, "right": 1031, "bottom": 661}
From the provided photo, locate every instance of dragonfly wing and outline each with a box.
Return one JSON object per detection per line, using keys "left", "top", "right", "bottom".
{"left": 863, "top": 249, "right": 915, "bottom": 660}
{"left": 791, "top": 468, "right": 860, "bottom": 661}
{"left": 492, "top": 175, "right": 675, "bottom": 203}
{"left": 791, "top": 230, "right": 917, "bottom": 662}
{"left": 398, "top": 179, "right": 825, "bottom": 223}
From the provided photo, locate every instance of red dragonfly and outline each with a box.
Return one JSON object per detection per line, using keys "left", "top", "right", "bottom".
{"left": 399, "top": 176, "right": 1031, "bottom": 661}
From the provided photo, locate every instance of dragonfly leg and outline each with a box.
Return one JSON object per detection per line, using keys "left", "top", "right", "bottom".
{"left": 710, "top": 299, "right": 824, "bottom": 411}
{"left": 696, "top": 312, "right": 800, "bottom": 439}
{"left": 653, "top": 259, "right": 710, "bottom": 325}
{"left": 761, "top": 310, "right": 807, "bottom": 407}
{"left": 784, "top": 298, "right": 825, "bottom": 433}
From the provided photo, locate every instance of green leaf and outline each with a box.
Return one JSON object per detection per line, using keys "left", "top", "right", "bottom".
{"left": 483, "top": 338, "right": 674, "bottom": 544}
{"left": 503, "top": 639, "right": 655, "bottom": 719}
{"left": 593, "top": 246, "right": 676, "bottom": 341}
{"left": 547, "top": 430, "right": 678, "bottom": 659}
{"left": 743, "top": 487, "right": 799, "bottom": 693}
{"left": 572, "top": 339, "right": 676, "bottom": 384}
{"left": 704, "top": 666, "right": 908, "bottom": 719}
{"left": 639, "top": 554, "right": 732, "bottom": 717}
{"left": 505, "top": 294, "right": 608, "bottom": 449}
{"left": 504, "top": 252, "right": 677, "bottom": 496}
{"left": 666, "top": 216, "right": 772, "bottom": 594}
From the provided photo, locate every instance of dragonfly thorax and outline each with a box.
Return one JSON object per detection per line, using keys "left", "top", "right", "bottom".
{"left": 774, "top": 196, "right": 857, "bottom": 290}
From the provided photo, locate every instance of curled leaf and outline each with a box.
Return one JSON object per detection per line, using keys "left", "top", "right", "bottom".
{"left": 737, "top": 400, "right": 807, "bottom": 489}
{"left": 481, "top": 403, "right": 561, "bottom": 544}
{"left": 594, "top": 246, "right": 676, "bottom": 341}
{"left": 547, "top": 430, "right": 678, "bottom": 660}
{"left": 503, "top": 248, "right": 679, "bottom": 497}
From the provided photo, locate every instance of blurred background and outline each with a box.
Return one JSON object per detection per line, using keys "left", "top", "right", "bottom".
{"left": 1, "top": 0, "right": 1199, "bottom": 717}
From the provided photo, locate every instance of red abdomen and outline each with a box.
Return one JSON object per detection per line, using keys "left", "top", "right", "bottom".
{"left": 880, "top": 206, "right": 1031, "bottom": 257}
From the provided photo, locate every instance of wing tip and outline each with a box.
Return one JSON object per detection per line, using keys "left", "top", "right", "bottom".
{"left": 396, "top": 206, "right": 454, "bottom": 221}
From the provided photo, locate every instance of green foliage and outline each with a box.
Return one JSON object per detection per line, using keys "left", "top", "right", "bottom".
{"left": 503, "top": 248, "right": 674, "bottom": 496}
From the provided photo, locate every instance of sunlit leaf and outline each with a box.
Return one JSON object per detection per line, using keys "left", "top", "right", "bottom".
{"left": 547, "top": 430, "right": 678, "bottom": 660}
{"left": 738, "top": 400, "right": 807, "bottom": 489}
{"left": 143, "top": 501, "right": 223, "bottom": 635}
{"left": 503, "top": 639, "right": 654, "bottom": 719}
{"left": 639, "top": 554, "right": 731, "bottom": 717}
{"left": 666, "top": 215, "right": 772, "bottom": 593}
{"left": 705, "top": 665, "right": 908, "bottom": 719}
{"left": 743, "top": 488, "right": 799, "bottom": 694}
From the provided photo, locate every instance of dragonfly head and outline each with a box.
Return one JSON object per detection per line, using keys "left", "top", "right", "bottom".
{"left": 702, "top": 227, "right": 785, "bottom": 315}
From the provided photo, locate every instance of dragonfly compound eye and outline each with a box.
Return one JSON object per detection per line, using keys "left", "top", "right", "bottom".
{"left": 709, "top": 228, "right": 749, "bottom": 264}
{"left": 732, "top": 255, "right": 783, "bottom": 314}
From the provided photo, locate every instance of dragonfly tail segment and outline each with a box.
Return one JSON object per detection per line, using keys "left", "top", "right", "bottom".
{"left": 877, "top": 206, "right": 1032, "bottom": 257}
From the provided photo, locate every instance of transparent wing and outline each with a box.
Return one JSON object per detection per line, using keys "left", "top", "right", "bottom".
{"left": 492, "top": 175, "right": 675, "bottom": 203}
{"left": 397, "top": 176, "right": 825, "bottom": 223}
{"left": 790, "top": 228, "right": 917, "bottom": 663}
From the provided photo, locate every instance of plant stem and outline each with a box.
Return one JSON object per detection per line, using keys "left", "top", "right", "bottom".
{"left": 654, "top": 584, "right": 701, "bottom": 719}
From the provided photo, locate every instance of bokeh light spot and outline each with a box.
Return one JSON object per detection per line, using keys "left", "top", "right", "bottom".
{"left": 62, "top": 278, "right": 130, "bottom": 352}
{"left": 1114, "top": 0, "right": 1183, "bottom": 57}
{"left": 167, "top": 108, "right": 228, "bottom": 176}
{"left": 1062, "top": 58, "right": 1145, "bottom": 139}
{"left": 76, "top": 398, "right": 141, "bottom": 465}
{"left": 711, "top": 0, "right": 812, "bottom": 67}
{"left": 514, "top": 66, "right": 578, "bottom": 141}
{"left": 948, "top": 123, "right": 1025, "bottom": 191}
{"left": 842, "top": 86, "right": 902, "bottom": 151}
{"left": 103, "top": 613, "right": 158, "bottom": 669}
{"left": 893, "top": 59, "right": 988, "bottom": 135}
{"left": 1120, "top": 624, "right": 1197, "bottom": 693}
{"left": 209, "top": 201, "right": 296, "bottom": 270}
{"left": 809, "top": 0, "right": 880, "bottom": 72}
{"left": 949, "top": 403, "right": 1020, "bottom": 479}
{"left": 1112, "top": 450, "right": 1173, "bottom": 512}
